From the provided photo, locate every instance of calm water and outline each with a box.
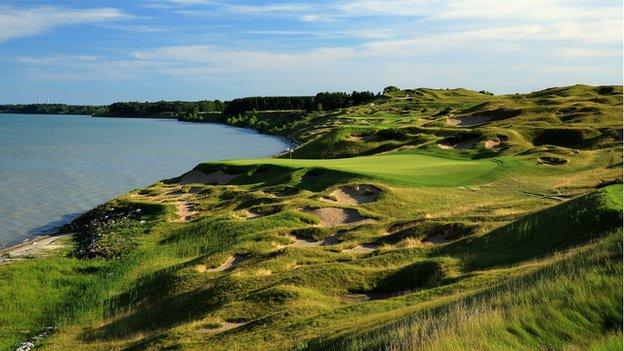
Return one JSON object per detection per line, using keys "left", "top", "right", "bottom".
{"left": 0, "top": 114, "right": 289, "bottom": 247}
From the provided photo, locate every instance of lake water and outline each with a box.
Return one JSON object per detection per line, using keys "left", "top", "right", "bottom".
{"left": 0, "top": 114, "right": 290, "bottom": 248}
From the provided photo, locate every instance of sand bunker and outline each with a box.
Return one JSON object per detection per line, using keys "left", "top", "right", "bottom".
{"left": 538, "top": 156, "right": 568, "bottom": 165}
{"left": 484, "top": 135, "right": 510, "bottom": 149}
{"left": 447, "top": 115, "right": 492, "bottom": 127}
{"left": 423, "top": 234, "right": 447, "bottom": 244}
{"left": 304, "top": 207, "right": 371, "bottom": 227}
{"left": 242, "top": 209, "right": 263, "bottom": 219}
{"left": 180, "top": 170, "right": 240, "bottom": 185}
{"left": 198, "top": 322, "right": 245, "bottom": 334}
{"left": 342, "top": 243, "right": 379, "bottom": 254}
{"left": 437, "top": 138, "right": 478, "bottom": 150}
{"left": 289, "top": 235, "right": 338, "bottom": 248}
{"left": 196, "top": 254, "right": 246, "bottom": 273}
{"left": 322, "top": 185, "right": 381, "bottom": 205}
{"left": 348, "top": 134, "right": 377, "bottom": 142}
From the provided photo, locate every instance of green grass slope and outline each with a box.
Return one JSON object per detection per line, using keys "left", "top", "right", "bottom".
{"left": 0, "top": 85, "right": 621, "bottom": 351}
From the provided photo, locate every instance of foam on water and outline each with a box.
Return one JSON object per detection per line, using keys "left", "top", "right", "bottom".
{"left": 0, "top": 114, "right": 289, "bottom": 247}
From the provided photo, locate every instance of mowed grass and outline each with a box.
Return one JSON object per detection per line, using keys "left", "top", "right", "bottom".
{"left": 217, "top": 152, "right": 504, "bottom": 186}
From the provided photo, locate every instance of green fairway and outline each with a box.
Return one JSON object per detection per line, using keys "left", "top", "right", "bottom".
{"left": 219, "top": 153, "right": 503, "bottom": 186}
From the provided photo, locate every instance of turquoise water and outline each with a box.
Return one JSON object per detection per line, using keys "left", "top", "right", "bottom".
{"left": 0, "top": 114, "right": 289, "bottom": 247}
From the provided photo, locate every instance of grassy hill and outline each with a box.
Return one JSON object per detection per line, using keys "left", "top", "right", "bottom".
{"left": 0, "top": 84, "right": 621, "bottom": 351}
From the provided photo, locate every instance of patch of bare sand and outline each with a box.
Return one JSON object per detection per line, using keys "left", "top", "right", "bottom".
{"left": 322, "top": 185, "right": 381, "bottom": 205}
{"left": 446, "top": 115, "right": 492, "bottom": 127}
{"left": 484, "top": 135, "right": 510, "bottom": 149}
{"left": 348, "top": 134, "right": 377, "bottom": 142}
{"left": 304, "top": 207, "right": 372, "bottom": 227}
{"left": 437, "top": 138, "right": 478, "bottom": 149}
{"left": 198, "top": 322, "right": 245, "bottom": 334}
{"left": 196, "top": 254, "right": 247, "bottom": 273}
{"left": 289, "top": 235, "right": 339, "bottom": 248}
{"left": 342, "top": 243, "right": 379, "bottom": 254}
{"left": 423, "top": 234, "right": 447, "bottom": 244}
{"left": 0, "top": 234, "right": 71, "bottom": 262}
{"left": 241, "top": 209, "right": 262, "bottom": 219}
{"left": 180, "top": 169, "right": 240, "bottom": 185}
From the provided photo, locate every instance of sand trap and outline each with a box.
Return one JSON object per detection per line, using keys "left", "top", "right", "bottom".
{"left": 342, "top": 243, "right": 379, "bottom": 254}
{"left": 322, "top": 185, "right": 381, "bottom": 205}
{"left": 304, "top": 207, "right": 371, "bottom": 227}
{"left": 484, "top": 139, "right": 500, "bottom": 148}
{"left": 538, "top": 156, "right": 568, "bottom": 165}
{"left": 180, "top": 170, "right": 240, "bottom": 185}
{"left": 437, "top": 138, "right": 478, "bottom": 150}
{"left": 484, "top": 135, "right": 510, "bottom": 149}
{"left": 423, "top": 234, "right": 447, "bottom": 244}
{"left": 197, "top": 254, "right": 246, "bottom": 273}
{"left": 198, "top": 322, "right": 245, "bottom": 334}
{"left": 348, "top": 134, "right": 377, "bottom": 142}
{"left": 242, "top": 209, "right": 263, "bottom": 219}
{"left": 447, "top": 115, "right": 492, "bottom": 127}
{"left": 289, "top": 235, "right": 338, "bottom": 248}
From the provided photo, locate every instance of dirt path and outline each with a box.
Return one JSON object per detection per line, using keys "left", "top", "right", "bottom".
{"left": 174, "top": 201, "right": 196, "bottom": 222}
{"left": 0, "top": 234, "right": 71, "bottom": 263}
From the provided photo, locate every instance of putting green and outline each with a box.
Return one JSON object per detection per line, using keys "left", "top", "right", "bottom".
{"left": 221, "top": 153, "right": 503, "bottom": 186}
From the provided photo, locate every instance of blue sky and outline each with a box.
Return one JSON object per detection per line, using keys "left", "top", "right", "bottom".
{"left": 0, "top": 0, "right": 622, "bottom": 104}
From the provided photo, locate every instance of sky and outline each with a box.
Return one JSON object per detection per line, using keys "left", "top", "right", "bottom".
{"left": 0, "top": 0, "right": 622, "bottom": 104}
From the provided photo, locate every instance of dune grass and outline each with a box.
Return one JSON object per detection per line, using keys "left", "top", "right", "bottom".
{"left": 0, "top": 84, "right": 621, "bottom": 351}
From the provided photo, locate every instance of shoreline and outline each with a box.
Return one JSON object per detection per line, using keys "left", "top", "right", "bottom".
{"left": 0, "top": 233, "right": 72, "bottom": 263}
{"left": 0, "top": 114, "right": 292, "bottom": 254}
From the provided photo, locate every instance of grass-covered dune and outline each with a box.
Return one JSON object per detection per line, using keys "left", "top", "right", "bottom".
{"left": 0, "top": 84, "right": 621, "bottom": 351}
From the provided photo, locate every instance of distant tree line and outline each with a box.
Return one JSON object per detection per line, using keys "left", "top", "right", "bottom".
{"left": 1, "top": 90, "right": 380, "bottom": 127}
{"left": 102, "top": 100, "right": 224, "bottom": 118}
{"left": 0, "top": 104, "right": 107, "bottom": 115}
{"left": 223, "top": 91, "right": 377, "bottom": 116}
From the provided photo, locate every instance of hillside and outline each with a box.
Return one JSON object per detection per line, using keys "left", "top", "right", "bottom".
{"left": 0, "top": 85, "right": 622, "bottom": 351}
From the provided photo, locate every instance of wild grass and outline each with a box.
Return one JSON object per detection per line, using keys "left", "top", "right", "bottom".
{"left": 0, "top": 84, "right": 621, "bottom": 350}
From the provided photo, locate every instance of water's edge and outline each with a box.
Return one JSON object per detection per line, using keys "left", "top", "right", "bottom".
{"left": 0, "top": 114, "right": 290, "bottom": 248}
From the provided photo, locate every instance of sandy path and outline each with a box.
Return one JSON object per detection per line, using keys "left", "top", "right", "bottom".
{"left": 174, "top": 201, "right": 196, "bottom": 222}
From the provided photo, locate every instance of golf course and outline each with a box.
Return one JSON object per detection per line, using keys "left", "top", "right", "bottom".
{"left": 0, "top": 85, "right": 622, "bottom": 351}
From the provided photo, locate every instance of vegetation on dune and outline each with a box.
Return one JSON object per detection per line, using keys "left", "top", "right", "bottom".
{"left": 0, "top": 84, "right": 621, "bottom": 351}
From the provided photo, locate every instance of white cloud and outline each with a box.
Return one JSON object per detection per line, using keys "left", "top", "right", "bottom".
{"left": 0, "top": 6, "right": 128, "bottom": 43}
